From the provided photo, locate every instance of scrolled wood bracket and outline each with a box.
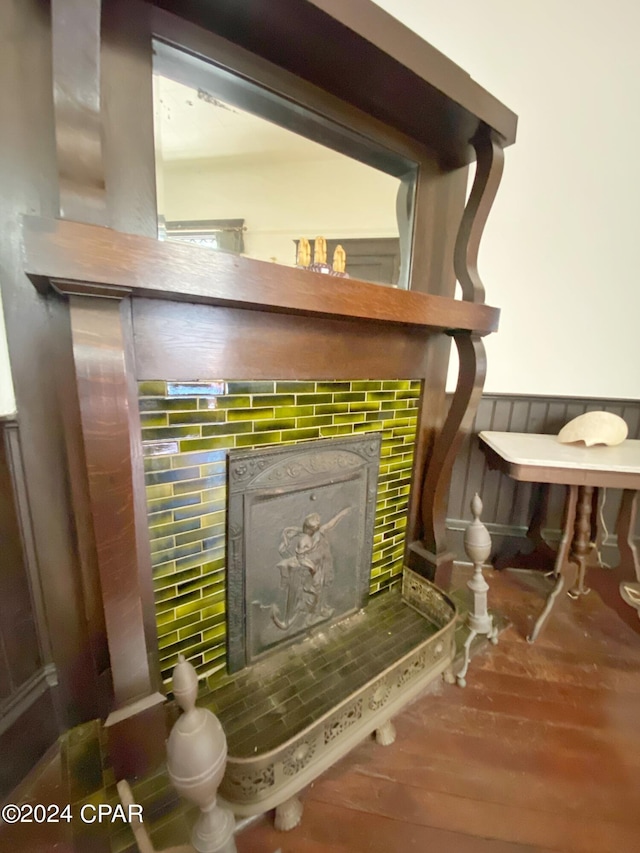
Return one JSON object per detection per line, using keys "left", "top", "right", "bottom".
{"left": 407, "top": 129, "right": 502, "bottom": 581}
{"left": 408, "top": 331, "right": 486, "bottom": 581}
{"left": 454, "top": 129, "right": 505, "bottom": 304}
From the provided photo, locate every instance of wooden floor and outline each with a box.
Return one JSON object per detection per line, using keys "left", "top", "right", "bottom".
{"left": 2, "top": 566, "right": 639, "bottom": 853}
{"left": 237, "top": 567, "right": 640, "bottom": 853}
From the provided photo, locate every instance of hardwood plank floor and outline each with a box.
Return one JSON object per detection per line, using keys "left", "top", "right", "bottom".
{"left": 237, "top": 567, "right": 640, "bottom": 853}
{"left": 2, "top": 566, "right": 638, "bottom": 852}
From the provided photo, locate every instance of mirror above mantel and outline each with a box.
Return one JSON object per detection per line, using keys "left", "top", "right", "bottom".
{"left": 153, "top": 42, "right": 417, "bottom": 288}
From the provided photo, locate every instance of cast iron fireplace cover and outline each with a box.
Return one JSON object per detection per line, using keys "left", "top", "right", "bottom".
{"left": 226, "top": 434, "right": 381, "bottom": 672}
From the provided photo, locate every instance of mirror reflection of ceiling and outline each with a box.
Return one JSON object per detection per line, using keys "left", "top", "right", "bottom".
{"left": 156, "top": 77, "right": 334, "bottom": 162}
{"left": 154, "top": 73, "right": 412, "bottom": 286}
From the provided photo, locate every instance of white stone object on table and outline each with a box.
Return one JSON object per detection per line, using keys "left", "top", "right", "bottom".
{"left": 167, "top": 655, "right": 237, "bottom": 853}
{"left": 557, "top": 411, "right": 628, "bottom": 447}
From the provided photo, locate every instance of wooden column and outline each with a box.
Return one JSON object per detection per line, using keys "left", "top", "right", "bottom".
{"left": 409, "top": 332, "right": 487, "bottom": 582}
{"left": 63, "top": 287, "right": 164, "bottom": 775}
{"left": 51, "top": 0, "right": 106, "bottom": 224}
{"left": 50, "top": 3, "right": 166, "bottom": 771}
{"left": 405, "top": 160, "right": 468, "bottom": 547}
{"left": 410, "top": 129, "right": 504, "bottom": 582}
{"left": 0, "top": 0, "right": 109, "bottom": 732}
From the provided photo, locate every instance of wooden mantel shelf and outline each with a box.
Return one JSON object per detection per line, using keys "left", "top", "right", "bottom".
{"left": 22, "top": 216, "right": 500, "bottom": 335}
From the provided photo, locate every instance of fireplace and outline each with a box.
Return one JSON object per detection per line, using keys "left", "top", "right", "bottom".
{"left": 18, "top": 0, "right": 514, "bottom": 802}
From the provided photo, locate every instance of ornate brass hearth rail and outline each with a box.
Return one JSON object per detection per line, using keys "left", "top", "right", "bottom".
{"left": 200, "top": 577, "right": 456, "bottom": 815}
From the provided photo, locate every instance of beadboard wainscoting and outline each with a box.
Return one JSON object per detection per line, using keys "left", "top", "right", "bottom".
{"left": 0, "top": 420, "right": 59, "bottom": 799}
{"left": 447, "top": 394, "right": 640, "bottom": 564}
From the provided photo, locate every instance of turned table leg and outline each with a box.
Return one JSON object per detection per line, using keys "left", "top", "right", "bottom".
{"left": 568, "top": 484, "right": 594, "bottom": 598}
{"left": 617, "top": 490, "right": 640, "bottom": 618}
{"left": 616, "top": 490, "right": 639, "bottom": 581}
{"left": 495, "top": 482, "right": 557, "bottom": 572}
{"left": 528, "top": 484, "right": 578, "bottom": 643}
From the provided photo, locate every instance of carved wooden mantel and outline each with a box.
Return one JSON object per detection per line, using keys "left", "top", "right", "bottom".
{"left": 20, "top": 0, "right": 516, "bottom": 777}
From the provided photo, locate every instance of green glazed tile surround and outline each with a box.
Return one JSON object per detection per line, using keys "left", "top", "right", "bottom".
{"left": 138, "top": 380, "right": 421, "bottom": 684}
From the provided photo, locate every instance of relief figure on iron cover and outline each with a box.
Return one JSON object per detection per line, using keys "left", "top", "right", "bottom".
{"left": 272, "top": 506, "right": 351, "bottom": 631}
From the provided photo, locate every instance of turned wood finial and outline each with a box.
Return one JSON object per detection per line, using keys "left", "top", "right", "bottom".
{"left": 464, "top": 493, "right": 491, "bottom": 566}
{"left": 470, "top": 493, "right": 483, "bottom": 522}
{"left": 172, "top": 654, "right": 198, "bottom": 717}
{"left": 457, "top": 492, "right": 498, "bottom": 687}
{"left": 167, "top": 656, "right": 237, "bottom": 853}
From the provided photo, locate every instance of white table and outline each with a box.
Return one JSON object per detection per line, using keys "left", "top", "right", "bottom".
{"left": 479, "top": 432, "right": 640, "bottom": 641}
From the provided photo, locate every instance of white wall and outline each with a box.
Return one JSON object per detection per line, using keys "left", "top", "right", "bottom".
{"left": 0, "top": 289, "right": 16, "bottom": 416}
{"left": 375, "top": 0, "right": 640, "bottom": 399}
{"left": 162, "top": 153, "right": 400, "bottom": 267}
